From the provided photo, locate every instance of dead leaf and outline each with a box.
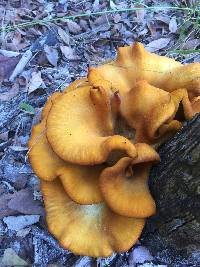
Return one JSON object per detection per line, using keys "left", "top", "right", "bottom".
{"left": 8, "top": 188, "right": 44, "bottom": 215}
{"left": 10, "top": 146, "right": 28, "bottom": 151}
{"left": 93, "top": 15, "right": 107, "bottom": 26}
{"left": 147, "top": 22, "right": 157, "bottom": 37}
{"left": 60, "top": 46, "right": 80, "bottom": 60}
{"left": 0, "top": 55, "right": 20, "bottom": 80}
{"left": 135, "top": 5, "right": 146, "bottom": 23}
{"left": 0, "top": 49, "right": 20, "bottom": 57}
{"left": 0, "top": 193, "right": 18, "bottom": 219}
{"left": 154, "top": 14, "right": 171, "bottom": 24}
{"left": 110, "top": 0, "right": 117, "bottom": 9}
{"left": 28, "top": 71, "right": 44, "bottom": 94}
{"left": 169, "top": 17, "right": 178, "bottom": 33}
{"left": 0, "top": 248, "right": 28, "bottom": 266}
{"left": 0, "top": 83, "right": 19, "bottom": 101}
{"left": 66, "top": 19, "right": 82, "bottom": 34}
{"left": 146, "top": 38, "right": 171, "bottom": 52}
{"left": 44, "top": 45, "right": 58, "bottom": 67}
{"left": 0, "top": 131, "right": 9, "bottom": 141}
{"left": 114, "top": 14, "right": 121, "bottom": 23}
{"left": 58, "top": 27, "right": 70, "bottom": 45}
{"left": 3, "top": 215, "right": 40, "bottom": 231}
{"left": 93, "top": 0, "right": 100, "bottom": 11}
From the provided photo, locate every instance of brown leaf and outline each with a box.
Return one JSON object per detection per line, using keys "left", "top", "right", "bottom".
{"left": 0, "top": 248, "right": 28, "bottom": 266}
{"left": 0, "top": 55, "right": 20, "bottom": 80}
{"left": 57, "top": 27, "right": 70, "bottom": 45}
{"left": 60, "top": 46, "right": 80, "bottom": 60}
{"left": 44, "top": 45, "right": 59, "bottom": 66}
{"left": 146, "top": 38, "right": 171, "bottom": 52}
{"left": 0, "top": 193, "right": 18, "bottom": 219}
{"left": 93, "top": 0, "right": 100, "bottom": 11}
{"left": 169, "top": 17, "right": 178, "bottom": 33}
{"left": 8, "top": 188, "right": 44, "bottom": 215}
{"left": 0, "top": 83, "right": 19, "bottom": 101}
{"left": 0, "top": 131, "right": 9, "bottom": 141}
{"left": 135, "top": 5, "right": 146, "bottom": 23}
{"left": 28, "top": 71, "right": 44, "bottom": 94}
{"left": 66, "top": 19, "right": 82, "bottom": 34}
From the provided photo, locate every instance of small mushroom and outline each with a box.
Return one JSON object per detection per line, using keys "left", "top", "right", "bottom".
{"left": 99, "top": 143, "right": 160, "bottom": 218}
{"left": 41, "top": 178, "right": 145, "bottom": 257}
{"left": 46, "top": 85, "right": 137, "bottom": 165}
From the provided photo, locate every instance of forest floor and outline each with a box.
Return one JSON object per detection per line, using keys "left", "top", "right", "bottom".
{"left": 0, "top": 0, "right": 199, "bottom": 266}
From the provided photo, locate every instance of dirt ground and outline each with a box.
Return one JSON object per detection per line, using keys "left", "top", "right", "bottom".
{"left": 0, "top": 0, "right": 199, "bottom": 266}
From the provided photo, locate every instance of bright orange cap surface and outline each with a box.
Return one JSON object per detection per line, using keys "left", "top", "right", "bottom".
{"left": 99, "top": 143, "right": 160, "bottom": 218}
{"left": 41, "top": 179, "right": 145, "bottom": 257}
{"left": 46, "top": 85, "right": 137, "bottom": 165}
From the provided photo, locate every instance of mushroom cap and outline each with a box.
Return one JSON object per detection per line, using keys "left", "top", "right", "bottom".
{"left": 28, "top": 93, "right": 104, "bottom": 204}
{"left": 46, "top": 85, "right": 137, "bottom": 165}
{"left": 88, "top": 42, "right": 200, "bottom": 99}
{"left": 99, "top": 143, "right": 160, "bottom": 218}
{"left": 120, "top": 80, "right": 181, "bottom": 142}
{"left": 28, "top": 93, "right": 65, "bottom": 181}
{"left": 58, "top": 164, "right": 104, "bottom": 204}
{"left": 163, "top": 63, "right": 200, "bottom": 97}
{"left": 29, "top": 118, "right": 103, "bottom": 203}
{"left": 28, "top": 120, "right": 66, "bottom": 181}
{"left": 88, "top": 42, "right": 182, "bottom": 94}
{"left": 41, "top": 178, "right": 145, "bottom": 257}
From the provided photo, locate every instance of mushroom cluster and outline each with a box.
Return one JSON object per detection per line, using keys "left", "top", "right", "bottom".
{"left": 28, "top": 42, "right": 200, "bottom": 257}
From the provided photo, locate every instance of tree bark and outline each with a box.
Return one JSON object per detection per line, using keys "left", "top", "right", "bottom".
{"left": 142, "top": 113, "right": 200, "bottom": 266}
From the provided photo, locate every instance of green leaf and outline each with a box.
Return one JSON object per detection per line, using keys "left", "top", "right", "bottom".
{"left": 20, "top": 103, "right": 35, "bottom": 115}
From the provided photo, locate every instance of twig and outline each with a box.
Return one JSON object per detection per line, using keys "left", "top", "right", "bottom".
{"left": 1, "top": 5, "right": 199, "bottom": 33}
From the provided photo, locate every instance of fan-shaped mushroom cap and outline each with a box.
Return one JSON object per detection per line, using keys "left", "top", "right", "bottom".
{"left": 120, "top": 81, "right": 200, "bottom": 143}
{"left": 88, "top": 42, "right": 182, "bottom": 94}
{"left": 58, "top": 164, "right": 103, "bottom": 204}
{"left": 28, "top": 93, "right": 64, "bottom": 181}
{"left": 41, "top": 179, "right": 145, "bottom": 257}
{"left": 163, "top": 63, "right": 200, "bottom": 97}
{"left": 170, "top": 88, "right": 200, "bottom": 120}
{"left": 28, "top": 94, "right": 103, "bottom": 204}
{"left": 120, "top": 80, "right": 181, "bottom": 142}
{"left": 99, "top": 143, "right": 159, "bottom": 218}
{"left": 88, "top": 42, "right": 200, "bottom": 99}
{"left": 46, "top": 85, "right": 137, "bottom": 165}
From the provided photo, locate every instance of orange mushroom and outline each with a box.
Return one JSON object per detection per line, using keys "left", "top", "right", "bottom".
{"left": 27, "top": 41, "right": 200, "bottom": 258}
{"left": 120, "top": 80, "right": 199, "bottom": 143}
{"left": 46, "top": 85, "right": 137, "bottom": 165}
{"left": 28, "top": 93, "right": 104, "bottom": 204}
{"left": 99, "top": 143, "right": 160, "bottom": 218}
{"left": 41, "top": 178, "right": 145, "bottom": 257}
{"left": 89, "top": 42, "right": 200, "bottom": 95}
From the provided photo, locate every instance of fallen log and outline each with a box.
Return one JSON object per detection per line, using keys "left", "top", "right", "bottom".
{"left": 142, "top": 113, "right": 200, "bottom": 266}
